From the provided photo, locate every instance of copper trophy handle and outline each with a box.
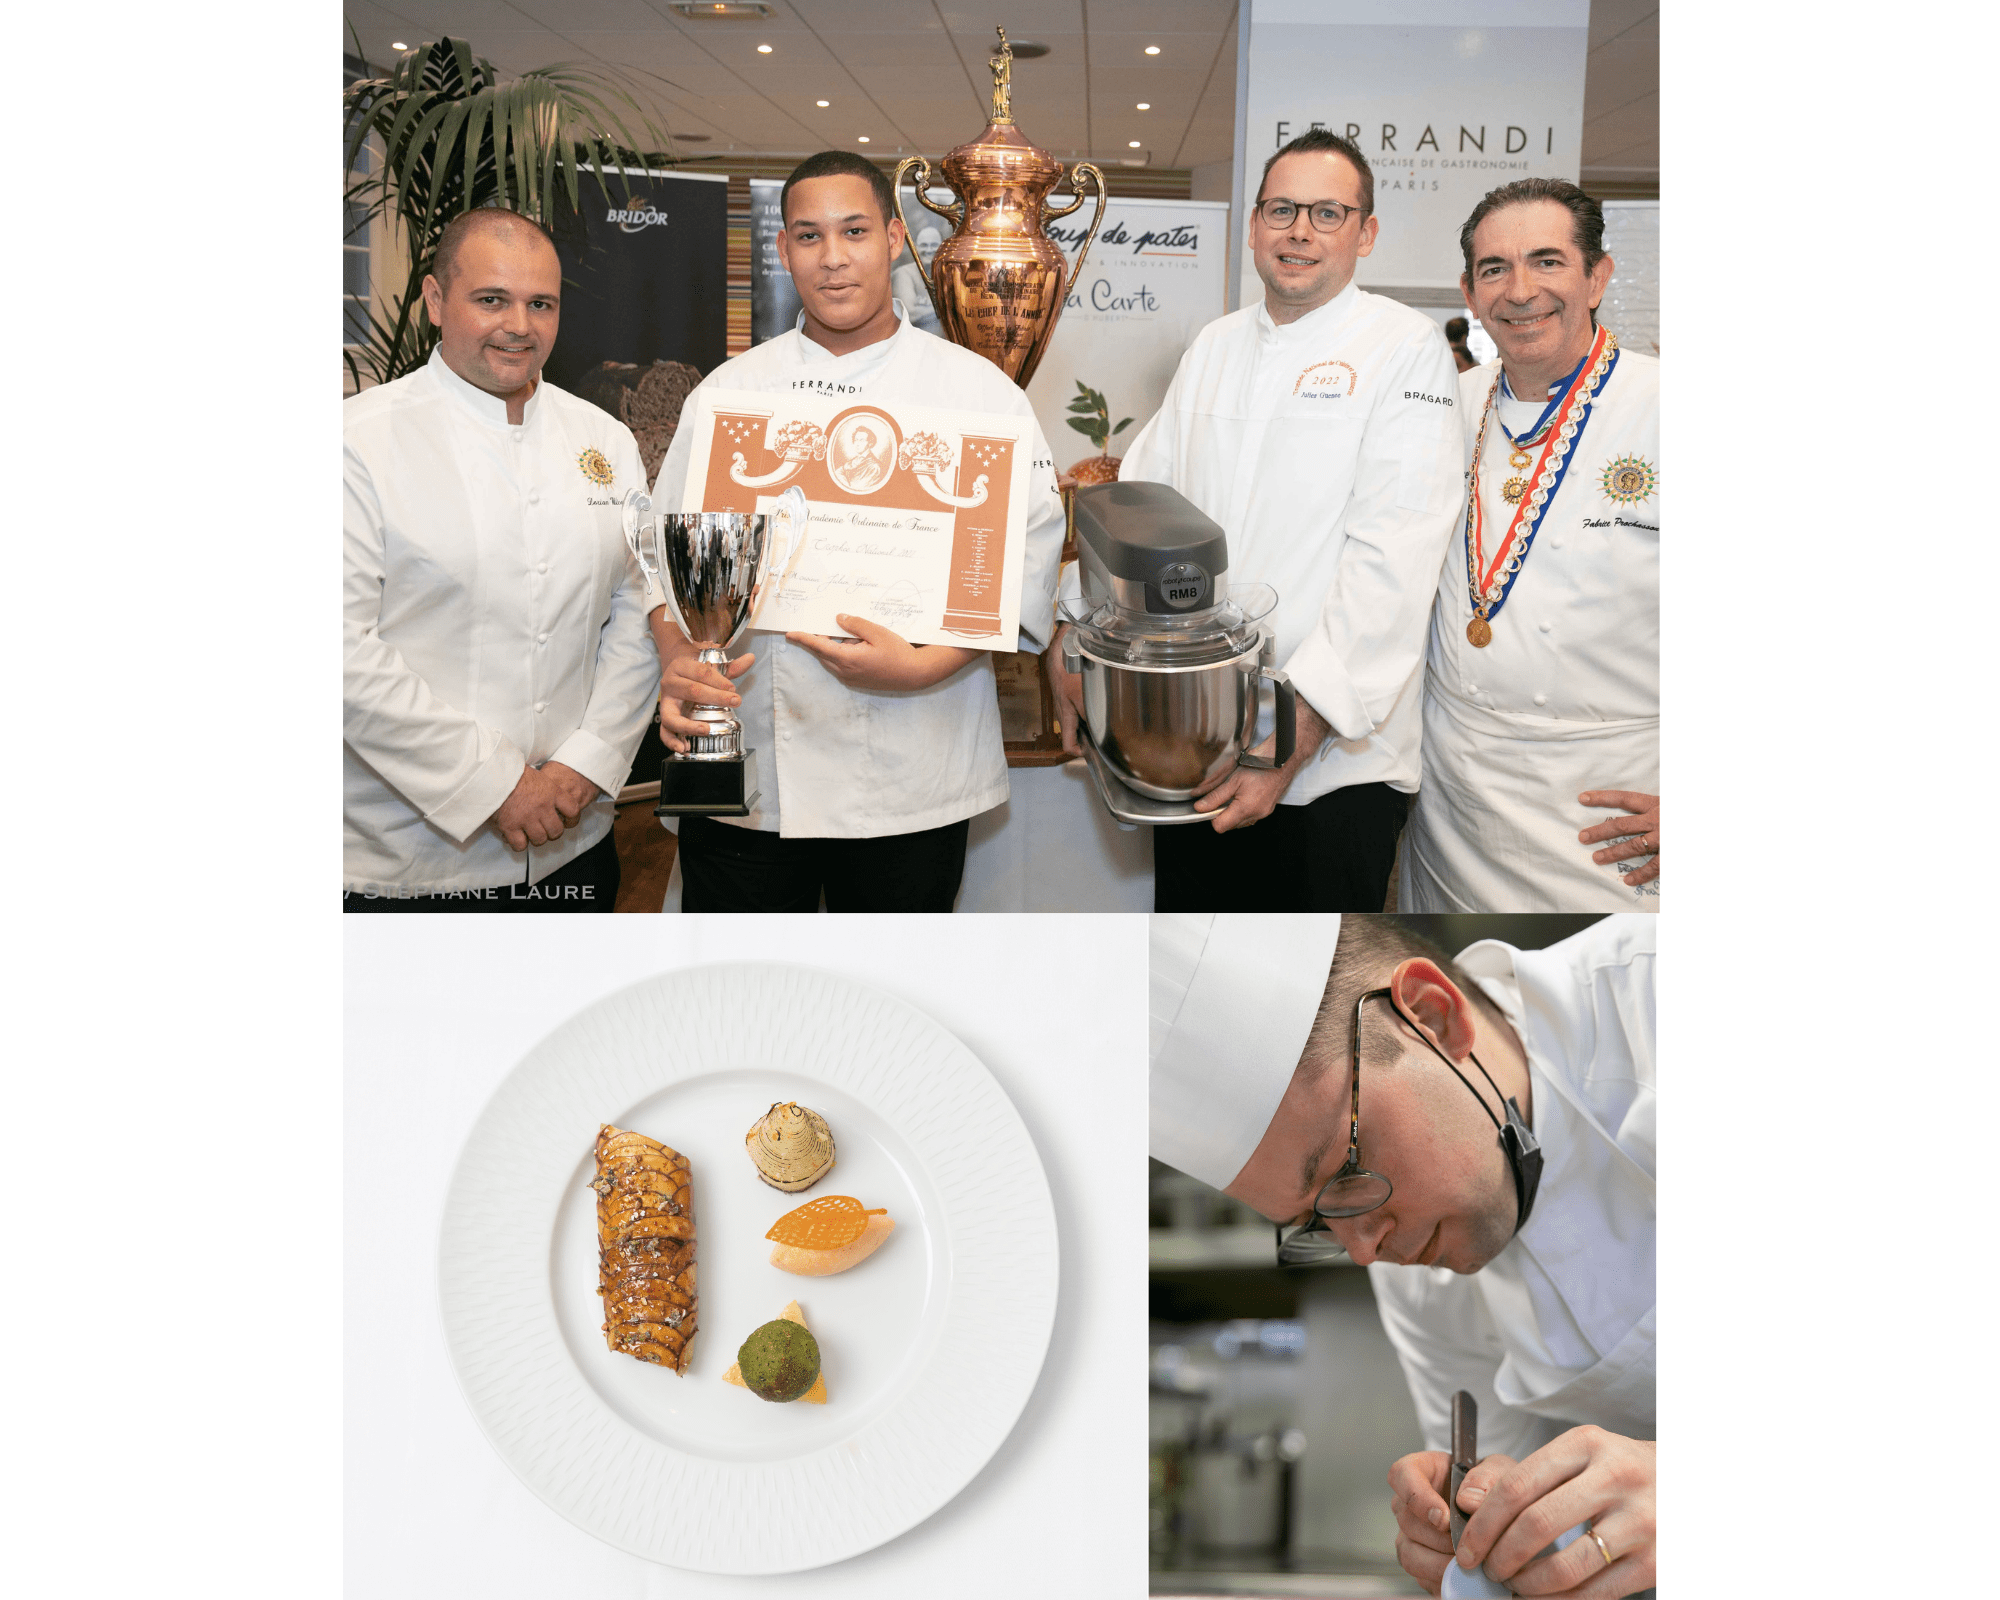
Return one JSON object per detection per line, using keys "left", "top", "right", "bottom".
{"left": 892, "top": 156, "right": 963, "bottom": 306}
{"left": 1045, "top": 162, "right": 1109, "bottom": 308}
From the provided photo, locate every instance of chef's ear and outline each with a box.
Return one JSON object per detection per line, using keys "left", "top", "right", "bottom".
{"left": 1386, "top": 957, "right": 1479, "bottom": 1062}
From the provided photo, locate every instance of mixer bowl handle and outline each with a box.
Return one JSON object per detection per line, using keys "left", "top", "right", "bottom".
{"left": 1237, "top": 666, "right": 1296, "bottom": 771}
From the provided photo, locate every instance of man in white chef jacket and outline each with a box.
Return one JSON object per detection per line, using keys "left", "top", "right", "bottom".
{"left": 1401, "top": 179, "right": 1661, "bottom": 912}
{"left": 648, "top": 151, "right": 1064, "bottom": 912}
{"left": 1052, "top": 130, "right": 1463, "bottom": 911}
{"left": 1151, "top": 913, "right": 1656, "bottom": 1597}
{"left": 343, "top": 209, "right": 658, "bottom": 909}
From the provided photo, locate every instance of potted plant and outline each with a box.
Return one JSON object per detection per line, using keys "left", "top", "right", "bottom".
{"left": 1062, "top": 381, "right": 1133, "bottom": 486}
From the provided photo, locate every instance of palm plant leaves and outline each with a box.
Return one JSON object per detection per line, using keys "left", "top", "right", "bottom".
{"left": 342, "top": 37, "right": 679, "bottom": 387}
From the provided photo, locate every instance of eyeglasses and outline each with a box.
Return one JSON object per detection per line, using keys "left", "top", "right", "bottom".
{"left": 1274, "top": 988, "right": 1544, "bottom": 1268}
{"left": 1273, "top": 988, "right": 1395, "bottom": 1267}
{"left": 1255, "top": 196, "right": 1362, "bottom": 233}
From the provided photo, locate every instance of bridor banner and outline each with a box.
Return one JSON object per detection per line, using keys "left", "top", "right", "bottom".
{"left": 1240, "top": 0, "right": 1588, "bottom": 300}
{"left": 543, "top": 168, "right": 728, "bottom": 387}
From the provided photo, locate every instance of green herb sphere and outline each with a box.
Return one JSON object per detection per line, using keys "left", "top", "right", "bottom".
{"left": 737, "top": 1318, "right": 821, "bottom": 1403}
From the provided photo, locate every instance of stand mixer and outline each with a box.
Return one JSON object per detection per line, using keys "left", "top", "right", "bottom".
{"left": 1059, "top": 481, "right": 1295, "bottom": 825}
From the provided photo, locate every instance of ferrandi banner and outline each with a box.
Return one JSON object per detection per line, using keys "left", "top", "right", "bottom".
{"left": 1241, "top": 0, "right": 1588, "bottom": 300}
{"left": 1022, "top": 197, "right": 1228, "bottom": 476}
{"left": 676, "top": 387, "right": 1033, "bottom": 649}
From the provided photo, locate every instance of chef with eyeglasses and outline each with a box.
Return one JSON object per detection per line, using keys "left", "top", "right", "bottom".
{"left": 1050, "top": 128, "right": 1462, "bottom": 913}
{"left": 1150, "top": 913, "right": 1656, "bottom": 1597}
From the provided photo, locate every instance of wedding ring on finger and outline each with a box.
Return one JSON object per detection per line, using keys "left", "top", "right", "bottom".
{"left": 1586, "top": 1525, "right": 1612, "bottom": 1567}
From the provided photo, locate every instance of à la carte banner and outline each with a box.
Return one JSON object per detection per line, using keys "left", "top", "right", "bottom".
{"left": 1024, "top": 197, "right": 1229, "bottom": 477}
{"left": 1241, "top": 0, "right": 1588, "bottom": 299}
{"left": 677, "top": 387, "right": 1034, "bottom": 649}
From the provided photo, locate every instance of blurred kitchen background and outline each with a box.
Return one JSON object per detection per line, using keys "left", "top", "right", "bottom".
{"left": 1150, "top": 914, "right": 1605, "bottom": 1599}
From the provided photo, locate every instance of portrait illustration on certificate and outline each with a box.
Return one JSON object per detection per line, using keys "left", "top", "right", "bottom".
{"left": 677, "top": 387, "right": 1035, "bottom": 648}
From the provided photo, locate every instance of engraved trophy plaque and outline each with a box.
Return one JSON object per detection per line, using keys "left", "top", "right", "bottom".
{"left": 622, "top": 483, "right": 808, "bottom": 817}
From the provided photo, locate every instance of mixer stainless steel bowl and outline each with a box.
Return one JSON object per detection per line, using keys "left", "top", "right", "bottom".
{"left": 1074, "top": 638, "right": 1288, "bottom": 802}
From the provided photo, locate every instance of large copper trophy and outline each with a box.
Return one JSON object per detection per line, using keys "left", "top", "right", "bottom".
{"left": 893, "top": 28, "right": 1107, "bottom": 389}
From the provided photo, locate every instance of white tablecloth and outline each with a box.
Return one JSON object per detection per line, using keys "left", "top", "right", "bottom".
{"left": 654, "top": 759, "right": 1155, "bottom": 912}
{"left": 961, "top": 760, "right": 1155, "bottom": 911}
{"left": 344, "top": 916, "right": 1147, "bottom": 1598}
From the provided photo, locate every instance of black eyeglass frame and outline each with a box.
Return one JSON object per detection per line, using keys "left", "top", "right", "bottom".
{"left": 1253, "top": 195, "right": 1365, "bottom": 233}
{"left": 1274, "top": 987, "right": 1544, "bottom": 1268}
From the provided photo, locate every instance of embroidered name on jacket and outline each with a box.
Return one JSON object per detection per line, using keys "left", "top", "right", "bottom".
{"left": 1293, "top": 359, "right": 1357, "bottom": 399}
{"left": 1405, "top": 390, "right": 1454, "bottom": 407}
{"left": 791, "top": 377, "right": 863, "bottom": 396}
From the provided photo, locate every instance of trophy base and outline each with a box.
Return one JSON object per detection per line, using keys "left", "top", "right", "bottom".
{"left": 654, "top": 748, "right": 760, "bottom": 818}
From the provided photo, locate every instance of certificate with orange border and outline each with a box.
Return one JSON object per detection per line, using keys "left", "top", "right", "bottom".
{"left": 677, "top": 387, "right": 1034, "bottom": 647}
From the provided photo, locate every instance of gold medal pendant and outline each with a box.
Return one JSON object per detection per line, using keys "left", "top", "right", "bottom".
{"left": 1509, "top": 448, "right": 1533, "bottom": 471}
{"left": 1467, "top": 615, "right": 1492, "bottom": 648}
{"left": 1502, "top": 477, "right": 1527, "bottom": 505}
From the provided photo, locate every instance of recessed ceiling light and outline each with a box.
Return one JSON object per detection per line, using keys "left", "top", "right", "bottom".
{"left": 1128, "top": 141, "right": 1141, "bottom": 148}
{"left": 858, "top": 135, "right": 870, "bottom": 143}
{"left": 817, "top": 99, "right": 829, "bottom": 107}
{"left": 1008, "top": 40, "right": 1051, "bottom": 59}
{"left": 392, "top": 41, "right": 407, "bottom": 49}
{"left": 757, "top": 43, "right": 772, "bottom": 53}
{"left": 1137, "top": 102, "right": 1150, "bottom": 110}
{"left": 669, "top": 2, "right": 771, "bottom": 15}
{"left": 1145, "top": 45, "right": 1161, "bottom": 55}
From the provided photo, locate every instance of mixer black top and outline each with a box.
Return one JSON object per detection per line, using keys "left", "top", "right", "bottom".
{"left": 1071, "top": 481, "right": 1230, "bottom": 615}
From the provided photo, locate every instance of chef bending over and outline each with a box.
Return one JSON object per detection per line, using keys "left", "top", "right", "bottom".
{"left": 1151, "top": 914, "right": 1656, "bottom": 1597}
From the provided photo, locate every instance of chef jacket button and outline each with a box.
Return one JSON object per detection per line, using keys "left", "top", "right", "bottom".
{"left": 1549, "top": 537, "right": 1564, "bottom": 549}
{"left": 1533, "top": 693, "right": 1548, "bottom": 706}
{"left": 511, "top": 429, "right": 523, "bottom": 443}
{"left": 1538, "top": 620, "right": 1553, "bottom": 633}
{"left": 538, "top": 562, "right": 548, "bottom": 574}
{"left": 528, "top": 489, "right": 542, "bottom": 505}
{"left": 535, "top": 700, "right": 548, "bottom": 713}
{"left": 1466, "top": 683, "right": 1478, "bottom": 694}
{"left": 538, "top": 632, "right": 550, "bottom": 645}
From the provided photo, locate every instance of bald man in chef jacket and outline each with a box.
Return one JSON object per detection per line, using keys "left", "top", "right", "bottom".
{"left": 1151, "top": 914, "right": 1656, "bottom": 1598}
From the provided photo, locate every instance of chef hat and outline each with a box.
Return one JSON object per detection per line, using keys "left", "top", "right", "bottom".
{"left": 1149, "top": 914, "right": 1342, "bottom": 1191}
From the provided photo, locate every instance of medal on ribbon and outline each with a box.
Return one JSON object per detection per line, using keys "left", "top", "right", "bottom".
{"left": 1463, "top": 326, "right": 1620, "bottom": 647}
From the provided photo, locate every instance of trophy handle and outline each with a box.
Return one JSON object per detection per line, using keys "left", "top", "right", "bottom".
{"left": 621, "top": 487, "right": 660, "bottom": 589}
{"left": 751, "top": 484, "right": 810, "bottom": 627}
{"left": 893, "top": 156, "right": 961, "bottom": 305}
{"left": 1050, "top": 163, "right": 1109, "bottom": 307}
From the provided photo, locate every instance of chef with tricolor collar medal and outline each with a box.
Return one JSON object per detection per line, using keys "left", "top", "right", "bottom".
{"left": 1401, "top": 179, "right": 1661, "bottom": 913}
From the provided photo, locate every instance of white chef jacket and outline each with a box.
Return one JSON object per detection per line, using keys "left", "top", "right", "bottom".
{"left": 1112, "top": 282, "right": 1464, "bottom": 802}
{"left": 648, "top": 305, "right": 1065, "bottom": 839}
{"left": 1401, "top": 346, "right": 1661, "bottom": 911}
{"left": 343, "top": 349, "right": 659, "bottom": 894}
{"left": 1369, "top": 916, "right": 1657, "bottom": 1462}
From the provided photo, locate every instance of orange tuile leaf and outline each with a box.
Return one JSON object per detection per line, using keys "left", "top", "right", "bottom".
{"left": 766, "top": 1195, "right": 885, "bottom": 1250}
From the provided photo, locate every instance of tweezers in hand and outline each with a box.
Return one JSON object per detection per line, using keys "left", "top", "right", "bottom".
{"left": 1449, "top": 1390, "right": 1478, "bottom": 1549}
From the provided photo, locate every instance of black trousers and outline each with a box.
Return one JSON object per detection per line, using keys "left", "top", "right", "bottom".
{"left": 1151, "top": 781, "right": 1408, "bottom": 912}
{"left": 343, "top": 826, "right": 621, "bottom": 912}
{"left": 677, "top": 814, "right": 970, "bottom": 913}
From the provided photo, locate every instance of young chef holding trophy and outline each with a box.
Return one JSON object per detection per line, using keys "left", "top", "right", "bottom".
{"left": 1052, "top": 129, "right": 1465, "bottom": 913}
{"left": 1150, "top": 913, "right": 1656, "bottom": 1598}
{"left": 1400, "top": 179, "right": 1662, "bottom": 912}
{"left": 342, "top": 209, "right": 659, "bottom": 910}
{"left": 645, "top": 150, "right": 1065, "bottom": 912}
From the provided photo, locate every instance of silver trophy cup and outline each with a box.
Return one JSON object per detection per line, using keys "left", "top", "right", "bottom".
{"left": 623, "top": 483, "right": 808, "bottom": 817}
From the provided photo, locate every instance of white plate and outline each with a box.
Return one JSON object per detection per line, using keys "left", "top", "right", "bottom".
{"left": 436, "top": 962, "right": 1058, "bottom": 1574}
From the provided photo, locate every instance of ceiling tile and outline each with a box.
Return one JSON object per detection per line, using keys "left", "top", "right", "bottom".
{"left": 936, "top": 2, "right": 1084, "bottom": 35}
{"left": 1084, "top": 1, "right": 1236, "bottom": 36}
